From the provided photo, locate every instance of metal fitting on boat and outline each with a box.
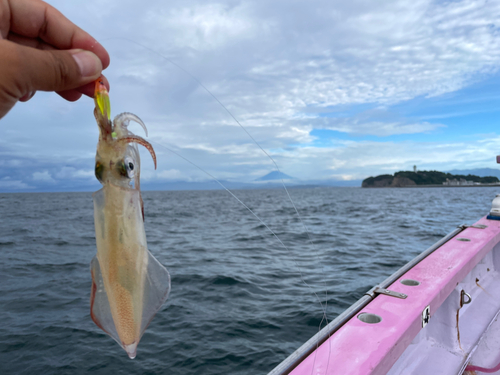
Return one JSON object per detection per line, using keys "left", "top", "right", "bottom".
{"left": 460, "top": 290, "right": 471, "bottom": 307}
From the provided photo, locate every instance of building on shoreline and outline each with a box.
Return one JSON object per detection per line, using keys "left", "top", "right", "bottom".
{"left": 443, "top": 178, "right": 478, "bottom": 186}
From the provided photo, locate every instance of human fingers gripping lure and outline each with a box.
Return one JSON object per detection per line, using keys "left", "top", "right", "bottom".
{"left": 90, "top": 77, "right": 170, "bottom": 359}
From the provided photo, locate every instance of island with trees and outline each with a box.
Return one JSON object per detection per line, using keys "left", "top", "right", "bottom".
{"left": 362, "top": 170, "right": 500, "bottom": 188}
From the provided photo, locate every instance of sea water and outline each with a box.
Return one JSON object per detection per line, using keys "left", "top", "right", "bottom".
{"left": 0, "top": 186, "right": 496, "bottom": 374}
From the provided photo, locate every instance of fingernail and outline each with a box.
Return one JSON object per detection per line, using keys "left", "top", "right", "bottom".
{"left": 19, "top": 91, "right": 35, "bottom": 102}
{"left": 71, "top": 50, "right": 102, "bottom": 78}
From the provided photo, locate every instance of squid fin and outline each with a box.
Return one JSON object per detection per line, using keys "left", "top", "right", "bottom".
{"left": 90, "top": 256, "right": 121, "bottom": 347}
{"left": 90, "top": 253, "right": 170, "bottom": 359}
{"left": 139, "top": 251, "right": 171, "bottom": 335}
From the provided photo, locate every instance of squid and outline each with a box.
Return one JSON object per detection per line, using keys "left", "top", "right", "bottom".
{"left": 90, "top": 78, "right": 170, "bottom": 359}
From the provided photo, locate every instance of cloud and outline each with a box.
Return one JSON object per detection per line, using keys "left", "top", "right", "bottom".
{"left": 142, "top": 169, "right": 184, "bottom": 181}
{"left": 92, "top": 0, "right": 500, "bottom": 111}
{"left": 54, "top": 167, "right": 94, "bottom": 180}
{"left": 332, "top": 120, "right": 442, "bottom": 136}
{"left": 32, "top": 171, "right": 56, "bottom": 183}
{"left": 268, "top": 135, "right": 500, "bottom": 181}
{"left": 0, "top": 177, "right": 31, "bottom": 190}
{"left": 1, "top": 0, "right": 500, "bottom": 191}
{"left": 309, "top": 107, "right": 446, "bottom": 136}
{"left": 146, "top": 3, "right": 255, "bottom": 50}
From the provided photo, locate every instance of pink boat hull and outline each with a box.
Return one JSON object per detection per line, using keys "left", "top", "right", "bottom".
{"left": 271, "top": 216, "right": 500, "bottom": 375}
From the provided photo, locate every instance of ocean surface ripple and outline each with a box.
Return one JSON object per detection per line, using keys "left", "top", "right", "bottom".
{"left": 0, "top": 187, "right": 496, "bottom": 374}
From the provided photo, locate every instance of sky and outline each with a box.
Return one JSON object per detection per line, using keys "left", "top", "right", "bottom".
{"left": 2, "top": 0, "right": 500, "bottom": 192}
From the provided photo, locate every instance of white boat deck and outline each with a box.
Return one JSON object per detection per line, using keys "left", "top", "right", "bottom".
{"left": 388, "top": 243, "right": 500, "bottom": 374}
{"left": 465, "top": 312, "right": 500, "bottom": 374}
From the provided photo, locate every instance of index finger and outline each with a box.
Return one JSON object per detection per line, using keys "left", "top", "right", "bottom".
{"left": 7, "top": 0, "right": 110, "bottom": 69}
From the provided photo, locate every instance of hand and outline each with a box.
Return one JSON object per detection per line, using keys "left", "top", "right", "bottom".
{"left": 0, "top": 0, "right": 110, "bottom": 118}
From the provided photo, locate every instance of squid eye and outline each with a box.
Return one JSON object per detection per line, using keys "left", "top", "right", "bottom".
{"left": 95, "top": 161, "right": 104, "bottom": 182}
{"left": 117, "top": 157, "right": 135, "bottom": 179}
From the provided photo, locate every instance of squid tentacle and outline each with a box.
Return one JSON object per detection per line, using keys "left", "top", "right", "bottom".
{"left": 116, "top": 136, "right": 157, "bottom": 169}
{"left": 114, "top": 113, "right": 149, "bottom": 137}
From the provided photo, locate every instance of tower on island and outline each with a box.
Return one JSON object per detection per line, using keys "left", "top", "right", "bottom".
{"left": 413, "top": 165, "right": 417, "bottom": 173}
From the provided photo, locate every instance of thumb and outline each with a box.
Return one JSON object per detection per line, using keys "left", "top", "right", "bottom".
{"left": 0, "top": 40, "right": 102, "bottom": 98}
{"left": 22, "top": 48, "right": 102, "bottom": 94}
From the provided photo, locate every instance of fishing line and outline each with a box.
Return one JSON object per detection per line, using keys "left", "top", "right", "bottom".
{"left": 151, "top": 140, "right": 327, "bottom": 320}
{"left": 103, "top": 36, "right": 333, "bottom": 371}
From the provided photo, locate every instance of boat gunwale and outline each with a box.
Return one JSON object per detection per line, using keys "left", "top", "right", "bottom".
{"left": 268, "top": 224, "right": 466, "bottom": 375}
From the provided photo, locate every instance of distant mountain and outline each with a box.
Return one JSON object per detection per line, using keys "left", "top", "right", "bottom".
{"left": 138, "top": 170, "right": 364, "bottom": 192}
{"left": 447, "top": 168, "right": 500, "bottom": 179}
{"left": 138, "top": 175, "right": 362, "bottom": 192}
{"left": 255, "top": 171, "right": 295, "bottom": 181}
